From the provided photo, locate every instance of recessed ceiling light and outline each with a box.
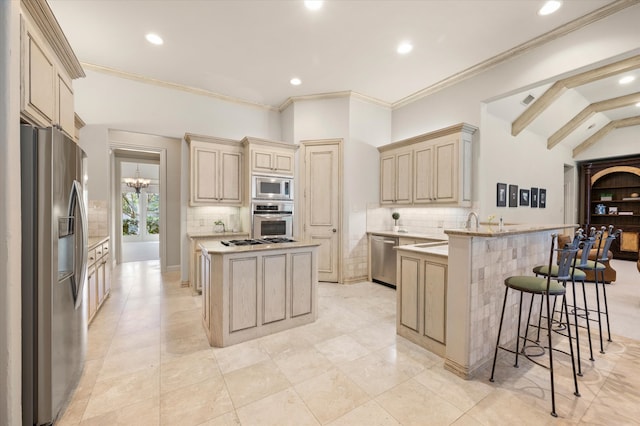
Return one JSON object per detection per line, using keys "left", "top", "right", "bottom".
{"left": 290, "top": 78, "right": 302, "bottom": 86}
{"left": 397, "top": 41, "right": 413, "bottom": 55}
{"left": 145, "top": 33, "right": 163, "bottom": 45}
{"left": 636, "top": 102, "right": 640, "bottom": 107}
{"left": 304, "top": 1, "right": 323, "bottom": 11}
{"left": 538, "top": 1, "right": 562, "bottom": 16}
{"left": 618, "top": 75, "right": 635, "bottom": 85}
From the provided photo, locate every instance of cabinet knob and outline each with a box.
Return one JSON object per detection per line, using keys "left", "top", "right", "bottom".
{"left": 332, "top": 228, "right": 337, "bottom": 233}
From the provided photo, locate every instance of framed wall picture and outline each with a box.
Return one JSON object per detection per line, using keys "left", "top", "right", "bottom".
{"left": 509, "top": 184, "right": 518, "bottom": 207}
{"left": 497, "top": 182, "right": 507, "bottom": 207}
{"left": 519, "top": 189, "right": 530, "bottom": 206}
{"left": 539, "top": 188, "right": 547, "bottom": 208}
{"left": 531, "top": 187, "right": 539, "bottom": 208}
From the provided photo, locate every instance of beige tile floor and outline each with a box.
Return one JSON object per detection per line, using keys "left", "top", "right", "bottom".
{"left": 58, "top": 260, "right": 640, "bottom": 425}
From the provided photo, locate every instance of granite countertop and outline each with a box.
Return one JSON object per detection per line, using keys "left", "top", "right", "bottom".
{"left": 367, "top": 230, "right": 448, "bottom": 241}
{"left": 200, "top": 240, "right": 320, "bottom": 254}
{"left": 444, "top": 223, "right": 577, "bottom": 238}
{"left": 88, "top": 236, "right": 109, "bottom": 248}
{"left": 394, "top": 242, "right": 449, "bottom": 257}
{"left": 187, "top": 231, "right": 249, "bottom": 239}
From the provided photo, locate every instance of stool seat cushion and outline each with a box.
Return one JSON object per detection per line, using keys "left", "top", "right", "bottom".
{"left": 532, "top": 265, "right": 587, "bottom": 281}
{"left": 505, "top": 275, "right": 566, "bottom": 295}
{"left": 576, "top": 259, "right": 607, "bottom": 271}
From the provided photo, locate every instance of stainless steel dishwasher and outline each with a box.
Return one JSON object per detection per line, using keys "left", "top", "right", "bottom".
{"left": 371, "top": 235, "right": 399, "bottom": 288}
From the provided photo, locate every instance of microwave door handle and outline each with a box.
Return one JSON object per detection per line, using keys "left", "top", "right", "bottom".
{"left": 258, "top": 214, "right": 292, "bottom": 219}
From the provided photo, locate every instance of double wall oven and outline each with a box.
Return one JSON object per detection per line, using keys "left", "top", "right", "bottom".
{"left": 251, "top": 175, "right": 294, "bottom": 239}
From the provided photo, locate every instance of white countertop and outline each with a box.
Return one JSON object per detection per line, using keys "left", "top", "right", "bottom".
{"left": 444, "top": 223, "right": 577, "bottom": 238}
{"left": 394, "top": 242, "right": 449, "bottom": 257}
{"left": 200, "top": 240, "right": 320, "bottom": 254}
{"left": 367, "top": 230, "right": 448, "bottom": 241}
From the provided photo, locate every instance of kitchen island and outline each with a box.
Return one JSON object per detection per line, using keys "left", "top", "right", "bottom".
{"left": 443, "top": 223, "right": 575, "bottom": 379}
{"left": 199, "top": 240, "right": 319, "bottom": 347}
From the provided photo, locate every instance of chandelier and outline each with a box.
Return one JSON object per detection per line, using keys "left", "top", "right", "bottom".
{"left": 124, "top": 164, "right": 150, "bottom": 194}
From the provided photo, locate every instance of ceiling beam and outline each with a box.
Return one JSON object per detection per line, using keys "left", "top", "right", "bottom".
{"left": 511, "top": 82, "right": 566, "bottom": 136}
{"left": 572, "top": 115, "right": 640, "bottom": 157}
{"left": 512, "top": 54, "right": 640, "bottom": 137}
{"left": 548, "top": 92, "right": 640, "bottom": 149}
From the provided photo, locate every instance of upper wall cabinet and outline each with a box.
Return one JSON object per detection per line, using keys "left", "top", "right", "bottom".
{"left": 20, "top": 0, "right": 85, "bottom": 139}
{"left": 242, "top": 137, "right": 298, "bottom": 177}
{"left": 378, "top": 123, "right": 477, "bottom": 207}
{"left": 186, "top": 134, "right": 244, "bottom": 206}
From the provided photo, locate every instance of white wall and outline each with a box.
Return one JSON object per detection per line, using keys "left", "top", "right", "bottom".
{"left": 479, "top": 112, "right": 574, "bottom": 224}
{"left": 0, "top": 1, "right": 22, "bottom": 424}
{"left": 574, "top": 126, "right": 640, "bottom": 162}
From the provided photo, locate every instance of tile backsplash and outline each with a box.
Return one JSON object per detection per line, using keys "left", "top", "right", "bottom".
{"left": 366, "top": 204, "right": 473, "bottom": 235}
{"left": 88, "top": 199, "right": 108, "bottom": 237}
{"left": 187, "top": 206, "right": 242, "bottom": 233}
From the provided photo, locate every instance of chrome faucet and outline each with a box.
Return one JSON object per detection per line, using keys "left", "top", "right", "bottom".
{"left": 466, "top": 212, "right": 479, "bottom": 230}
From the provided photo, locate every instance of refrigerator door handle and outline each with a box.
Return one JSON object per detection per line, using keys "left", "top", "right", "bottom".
{"left": 71, "top": 179, "right": 88, "bottom": 309}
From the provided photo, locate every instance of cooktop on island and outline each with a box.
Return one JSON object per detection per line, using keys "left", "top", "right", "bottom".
{"left": 220, "top": 237, "right": 296, "bottom": 246}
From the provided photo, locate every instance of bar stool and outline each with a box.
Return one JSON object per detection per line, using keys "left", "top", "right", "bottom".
{"left": 490, "top": 234, "right": 580, "bottom": 418}
{"left": 576, "top": 225, "right": 621, "bottom": 354}
{"left": 531, "top": 230, "right": 593, "bottom": 375}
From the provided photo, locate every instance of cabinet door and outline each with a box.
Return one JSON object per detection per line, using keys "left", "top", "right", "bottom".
{"left": 24, "top": 32, "right": 55, "bottom": 125}
{"left": 201, "top": 252, "right": 211, "bottom": 330}
{"left": 103, "top": 253, "right": 111, "bottom": 296}
{"left": 87, "top": 266, "right": 97, "bottom": 322}
{"left": 252, "top": 150, "right": 274, "bottom": 174}
{"left": 380, "top": 154, "right": 397, "bottom": 204}
{"left": 262, "top": 254, "right": 287, "bottom": 323}
{"left": 96, "top": 260, "right": 105, "bottom": 306}
{"left": 424, "top": 261, "right": 446, "bottom": 343}
{"left": 229, "top": 257, "right": 258, "bottom": 332}
{"left": 414, "top": 145, "right": 433, "bottom": 203}
{"left": 395, "top": 152, "right": 413, "bottom": 204}
{"left": 291, "top": 252, "right": 313, "bottom": 317}
{"left": 191, "top": 146, "right": 219, "bottom": 204}
{"left": 219, "top": 151, "right": 242, "bottom": 203}
{"left": 57, "top": 75, "right": 75, "bottom": 137}
{"left": 273, "top": 151, "right": 294, "bottom": 175}
{"left": 399, "top": 256, "right": 420, "bottom": 332}
{"left": 434, "top": 140, "right": 458, "bottom": 202}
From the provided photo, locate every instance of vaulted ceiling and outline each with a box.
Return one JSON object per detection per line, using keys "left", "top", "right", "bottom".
{"left": 47, "top": 0, "right": 640, "bottom": 153}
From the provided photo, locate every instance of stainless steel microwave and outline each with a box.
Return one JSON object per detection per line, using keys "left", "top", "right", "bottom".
{"left": 252, "top": 175, "right": 293, "bottom": 200}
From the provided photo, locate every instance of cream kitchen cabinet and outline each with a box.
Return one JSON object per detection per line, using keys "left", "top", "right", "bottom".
{"left": 396, "top": 246, "right": 448, "bottom": 357}
{"left": 378, "top": 123, "right": 476, "bottom": 207}
{"left": 20, "top": 0, "right": 84, "bottom": 139}
{"left": 380, "top": 149, "right": 412, "bottom": 205}
{"left": 188, "top": 232, "right": 249, "bottom": 293}
{"left": 186, "top": 134, "right": 244, "bottom": 206}
{"left": 87, "top": 237, "right": 111, "bottom": 325}
{"left": 242, "top": 137, "right": 298, "bottom": 177}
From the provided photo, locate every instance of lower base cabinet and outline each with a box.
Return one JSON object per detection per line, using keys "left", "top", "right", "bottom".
{"left": 87, "top": 238, "right": 111, "bottom": 324}
{"left": 396, "top": 250, "right": 447, "bottom": 357}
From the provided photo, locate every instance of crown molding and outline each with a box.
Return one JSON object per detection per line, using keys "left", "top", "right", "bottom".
{"left": 391, "top": 0, "right": 638, "bottom": 110}
{"left": 21, "top": 0, "right": 85, "bottom": 79}
{"left": 278, "top": 91, "right": 391, "bottom": 111}
{"left": 81, "top": 62, "right": 279, "bottom": 112}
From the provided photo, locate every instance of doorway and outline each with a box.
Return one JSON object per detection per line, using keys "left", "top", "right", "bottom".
{"left": 113, "top": 150, "right": 164, "bottom": 266}
{"left": 120, "top": 161, "right": 160, "bottom": 262}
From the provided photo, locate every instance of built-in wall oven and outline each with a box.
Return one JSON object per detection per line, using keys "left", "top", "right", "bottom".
{"left": 252, "top": 201, "right": 293, "bottom": 238}
{"left": 253, "top": 175, "right": 293, "bottom": 200}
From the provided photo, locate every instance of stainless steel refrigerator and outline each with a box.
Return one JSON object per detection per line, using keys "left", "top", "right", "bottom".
{"left": 21, "top": 124, "right": 89, "bottom": 425}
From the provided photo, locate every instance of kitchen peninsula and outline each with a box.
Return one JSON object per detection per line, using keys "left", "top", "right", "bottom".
{"left": 443, "top": 223, "right": 575, "bottom": 379}
{"left": 199, "top": 239, "right": 319, "bottom": 347}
